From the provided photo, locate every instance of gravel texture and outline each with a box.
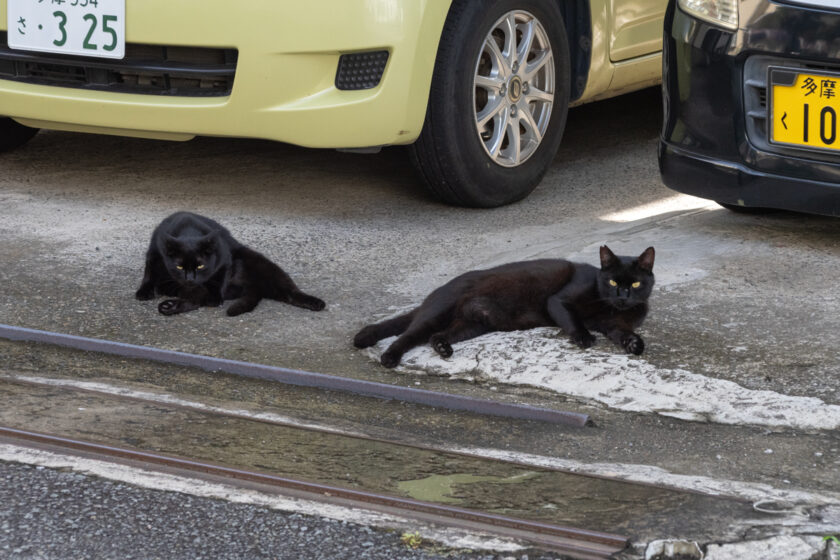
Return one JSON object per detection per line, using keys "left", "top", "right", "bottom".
{"left": 0, "top": 461, "right": 567, "bottom": 560}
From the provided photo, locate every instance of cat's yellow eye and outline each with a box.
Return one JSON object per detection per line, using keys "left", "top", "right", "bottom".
{"left": 632, "top": 281, "right": 641, "bottom": 288}
{"left": 175, "top": 265, "right": 183, "bottom": 270}
{"left": 197, "top": 264, "right": 205, "bottom": 270}
{"left": 608, "top": 279, "right": 618, "bottom": 287}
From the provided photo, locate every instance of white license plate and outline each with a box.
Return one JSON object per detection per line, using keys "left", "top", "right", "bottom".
{"left": 7, "top": 0, "right": 125, "bottom": 59}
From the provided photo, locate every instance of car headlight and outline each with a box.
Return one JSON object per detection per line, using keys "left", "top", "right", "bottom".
{"left": 678, "top": 0, "right": 738, "bottom": 30}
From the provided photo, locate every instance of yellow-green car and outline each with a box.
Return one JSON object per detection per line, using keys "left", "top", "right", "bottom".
{"left": 1, "top": 0, "right": 664, "bottom": 207}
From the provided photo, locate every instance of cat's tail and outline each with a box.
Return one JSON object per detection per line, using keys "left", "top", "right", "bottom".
{"left": 353, "top": 311, "right": 415, "bottom": 348}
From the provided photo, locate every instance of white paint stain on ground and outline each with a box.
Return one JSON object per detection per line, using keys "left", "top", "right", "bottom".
{"left": 365, "top": 328, "right": 840, "bottom": 432}
{"left": 0, "top": 444, "right": 524, "bottom": 554}
{"left": 703, "top": 535, "right": 830, "bottom": 560}
{"left": 645, "top": 536, "right": 839, "bottom": 560}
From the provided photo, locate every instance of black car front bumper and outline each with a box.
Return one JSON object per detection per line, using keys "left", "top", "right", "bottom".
{"left": 659, "top": 0, "right": 840, "bottom": 216}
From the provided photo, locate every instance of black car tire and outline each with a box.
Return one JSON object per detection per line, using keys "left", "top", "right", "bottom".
{"left": 0, "top": 118, "right": 38, "bottom": 153}
{"left": 409, "top": 0, "right": 571, "bottom": 208}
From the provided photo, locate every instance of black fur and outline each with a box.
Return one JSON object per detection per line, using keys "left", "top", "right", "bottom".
{"left": 354, "top": 246, "right": 654, "bottom": 368}
{"left": 136, "top": 212, "right": 325, "bottom": 316}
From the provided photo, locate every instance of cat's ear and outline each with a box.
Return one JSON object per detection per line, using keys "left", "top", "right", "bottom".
{"left": 599, "top": 245, "right": 618, "bottom": 269}
{"left": 163, "top": 234, "right": 181, "bottom": 257}
{"left": 637, "top": 247, "right": 655, "bottom": 272}
{"left": 198, "top": 232, "right": 218, "bottom": 256}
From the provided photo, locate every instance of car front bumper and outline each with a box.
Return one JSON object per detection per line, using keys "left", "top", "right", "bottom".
{"left": 659, "top": 0, "right": 840, "bottom": 216}
{"left": 0, "top": 0, "right": 449, "bottom": 148}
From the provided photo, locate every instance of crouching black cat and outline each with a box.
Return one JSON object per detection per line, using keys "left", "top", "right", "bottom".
{"left": 136, "top": 212, "right": 325, "bottom": 316}
{"left": 354, "top": 246, "right": 654, "bottom": 368}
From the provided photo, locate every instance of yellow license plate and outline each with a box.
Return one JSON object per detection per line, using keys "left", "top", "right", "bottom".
{"left": 770, "top": 68, "right": 840, "bottom": 152}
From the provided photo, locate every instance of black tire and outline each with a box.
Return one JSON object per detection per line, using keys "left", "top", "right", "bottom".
{"left": 0, "top": 118, "right": 38, "bottom": 153}
{"left": 409, "top": 0, "right": 571, "bottom": 208}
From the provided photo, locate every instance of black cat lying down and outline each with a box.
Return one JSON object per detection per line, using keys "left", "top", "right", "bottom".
{"left": 355, "top": 246, "right": 654, "bottom": 368}
{"left": 136, "top": 212, "right": 325, "bottom": 316}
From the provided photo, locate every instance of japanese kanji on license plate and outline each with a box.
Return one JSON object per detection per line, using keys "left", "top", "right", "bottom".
{"left": 770, "top": 68, "right": 840, "bottom": 153}
{"left": 7, "top": 0, "right": 126, "bottom": 59}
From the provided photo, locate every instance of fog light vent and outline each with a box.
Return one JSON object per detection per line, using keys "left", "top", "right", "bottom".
{"left": 335, "top": 50, "right": 389, "bottom": 91}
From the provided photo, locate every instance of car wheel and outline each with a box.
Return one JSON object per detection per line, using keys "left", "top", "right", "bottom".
{"left": 409, "top": 0, "right": 571, "bottom": 208}
{"left": 0, "top": 118, "right": 39, "bottom": 153}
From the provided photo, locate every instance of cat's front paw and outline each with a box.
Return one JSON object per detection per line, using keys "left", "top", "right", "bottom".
{"left": 158, "top": 298, "right": 198, "bottom": 316}
{"left": 135, "top": 285, "right": 155, "bottom": 301}
{"left": 430, "top": 335, "right": 453, "bottom": 358}
{"left": 622, "top": 333, "right": 645, "bottom": 355}
{"left": 353, "top": 326, "right": 380, "bottom": 349}
{"left": 380, "top": 350, "right": 402, "bottom": 369}
{"left": 570, "top": 330, "right": 596, "bottom": 349}
{"left": 158, "top": 299, "right": 182, "bottom": 315}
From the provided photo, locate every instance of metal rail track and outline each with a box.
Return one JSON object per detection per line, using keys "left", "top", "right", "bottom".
{"left": 0, "top": 426, "right": 629, "bottom": 559}
{"left": 0, "top": 323, "right": 590, "bottom": 427}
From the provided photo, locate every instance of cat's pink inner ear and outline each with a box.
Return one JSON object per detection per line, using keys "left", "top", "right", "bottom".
{"left": 638, "top": 247, "right": 655, "bottom": 271}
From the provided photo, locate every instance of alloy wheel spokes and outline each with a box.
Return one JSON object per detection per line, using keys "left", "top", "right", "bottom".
{"left": 473, "top": 10, "right": 555, "bottom": 168}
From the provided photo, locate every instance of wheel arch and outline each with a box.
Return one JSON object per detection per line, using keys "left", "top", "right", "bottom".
{"left": 556, "top": 0, "right": 593, "bottom": 103}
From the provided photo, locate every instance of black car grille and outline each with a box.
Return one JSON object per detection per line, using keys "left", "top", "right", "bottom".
{"left": 0, "top": 31, "right": 237, "bottom": 97}
{"left": 744, "top": 55, "right": 840, "bottom": 162}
